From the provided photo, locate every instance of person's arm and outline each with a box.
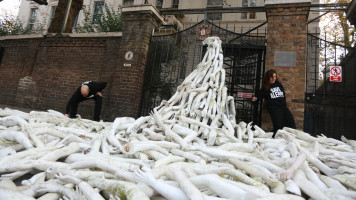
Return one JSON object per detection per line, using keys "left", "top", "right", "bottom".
{"left": 134, "top": 167, "right": 189, "bottom": 200}
{"left": 252, "top": 89, "right": 264, "bottom": 103}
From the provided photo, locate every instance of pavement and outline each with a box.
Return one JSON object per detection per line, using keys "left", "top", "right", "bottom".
{"left": 0, "top": 104, "right": 39, "bottom": 113}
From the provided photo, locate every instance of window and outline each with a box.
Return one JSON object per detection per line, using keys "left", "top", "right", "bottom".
{"left": 207, "top": 13, "right": 222, "bottom": 20}
{"left": 123, "top": 0, "right": 134, "bottom": 6}
{"left": 207, "top": 0, "right": 223, "bottom": 6}
{"left": 49, "top": 6, "right": 56, "bottom": 26}
{"left": 29, "top": 8, "right": 38, "bottom": 29}
{"left": 207, "top": 0, "right": 223, "bottom": 20}
{"left": 172, "top": 0, "right": 179, "bottom": 8}
{"left": 241, "top": 0, "right": 256, "bottom": 20}
{"left": 72, "top": 15, "right": 78, "bottom": 27}
{"left": 92, "top": 1, "right": 104, "bottom": 24}
{"left": 157, "top": 0, "right": 163, "bottom": 9}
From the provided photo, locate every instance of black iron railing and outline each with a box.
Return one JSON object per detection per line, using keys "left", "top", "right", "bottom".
{"left": 140, "top": 20, "right": 266, "bottom": 125}
{"left": 305, "top": 33, "right": 356, "bottom": 139}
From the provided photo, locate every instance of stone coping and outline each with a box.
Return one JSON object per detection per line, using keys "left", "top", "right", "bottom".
{"left": 265, "top": 0, "right": 311, "bottom": 5}
{"left": 0, "top": 32, "right": 123, "bottom": 40}
{"left": 122, "top": 4, "right": 164, "bottom": 23}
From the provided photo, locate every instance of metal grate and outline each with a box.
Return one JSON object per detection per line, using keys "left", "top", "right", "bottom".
{"left": 140, "top": 20, "right": 266, "bottom": 125}
{"left": 305, "top": 33, "right": 356, "bottom": 139}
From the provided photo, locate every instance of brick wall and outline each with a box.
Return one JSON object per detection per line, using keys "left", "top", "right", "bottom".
{"left": 109, "top": 7, "right": 161, "bottom": 119}
{"left": 264, "top": 2, "right": 310, "bottom": 131}
{"left": 0, "top": 35, "right": 123, "bottom": 121}
{"left": 0, "top": 6, "right": 161, "bottom": 122}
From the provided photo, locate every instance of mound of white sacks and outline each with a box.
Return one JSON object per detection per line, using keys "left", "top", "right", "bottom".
{"left": 1, "top": 37, "right": 356, "bottom": 200}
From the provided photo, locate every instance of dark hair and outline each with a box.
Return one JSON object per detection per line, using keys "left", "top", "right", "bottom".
{"left": 262, "top": 69, "right": 278, "bottom": 90}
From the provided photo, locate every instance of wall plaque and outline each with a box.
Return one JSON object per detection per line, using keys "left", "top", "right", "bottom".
{"left": 274, "top": 51, "right": 296, "bottom": 67}
{"left": 125, "top": 51, "right": 134, "bottom": 61}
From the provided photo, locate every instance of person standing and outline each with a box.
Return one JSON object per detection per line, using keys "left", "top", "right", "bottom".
{"left": 252, "top": 69, "right": 296, "bottom": 137}
{"left": 65, "top": 81, "right": 107, "bottom": 121}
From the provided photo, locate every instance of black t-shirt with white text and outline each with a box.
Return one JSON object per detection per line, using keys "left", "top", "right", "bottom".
{"left": 256, "top": 81, "right": 286, "bottom": 107}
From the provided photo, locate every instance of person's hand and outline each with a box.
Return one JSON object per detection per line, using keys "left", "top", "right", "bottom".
{"left": 252, "top": 97, "right": 257, "bottom": 102}
{"left": 64, "top": 114, "right": 69, "bottom": 117}
{"left": 96, "top": 92, "right": 103, "bottom": 97}
{"left": 134, "top": 166, "right": 157, "bottom": 186}
{"left": 55, "top": 173, "right": 81, "bottom": 184}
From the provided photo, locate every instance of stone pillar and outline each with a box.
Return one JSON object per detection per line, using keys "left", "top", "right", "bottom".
{"left": 47, "top": 0, "right": 83, "bottom": 33}
{"left": 108, "top": 5, "right": 163, "bottom": 119}
{"left": 264, "top": 0, "right": 311, "bottom": 131}
{"left": 346, "top": 0, "right": 356, "bottom": 27}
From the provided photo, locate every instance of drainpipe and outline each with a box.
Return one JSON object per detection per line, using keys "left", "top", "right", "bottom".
{"left": 61, "top": 0, "right": 73, "bottom": 33}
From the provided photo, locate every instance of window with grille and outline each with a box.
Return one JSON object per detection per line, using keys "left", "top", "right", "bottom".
{"left": 49, "top": 6, "right": 56, "bottom": 26}
{"left": 207, "top": 0, "right": 223, "bottom": 6}
{"left": 172, "top": 0, "right": 179, "bottom": 8}
{"left": 207, "top": 0, "right": 223, "bottom": 20}
{"left": 123, "top": 0, "right": 134, "bottom": 6}
{"left": 92, "top": 1, "right": 104, "bottom": 24}
{"left": 207, "top": 13, "right": 222, "bottom": 20}
{"left": 157, "top": 0, "right": 163, "bottom": 9}
{"left": 29, "top": 8, "right": 38, "bottom": 30}
{"left": 241, "top": 0, "right": 256, "bottom": 20}
{"left": 73, "top": 15, "right": 78, "bottom": 27}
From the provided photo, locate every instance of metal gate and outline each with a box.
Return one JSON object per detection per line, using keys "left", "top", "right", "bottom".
{"left": 140, "top": 20, "right": 266, "bottom": 125}
{"left": 305, "top": 33, "right": 356, "bottom": 139}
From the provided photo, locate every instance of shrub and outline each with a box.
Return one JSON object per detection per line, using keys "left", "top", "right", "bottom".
{"left": 74, "top": 4, "right": 123, "bottom": 33}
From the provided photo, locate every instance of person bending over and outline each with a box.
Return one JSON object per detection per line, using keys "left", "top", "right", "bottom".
{"left": 252, "top": 69, "right": 295, "bottom": 137}
{"left": 65, "top": 81, "right": 107, "bottom": 121}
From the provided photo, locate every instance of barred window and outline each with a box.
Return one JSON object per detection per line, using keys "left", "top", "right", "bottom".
{"left": 92, "top": 1, "right": 104, "bottom": 24}
{"left": 207, "top": 0, "right": 222, "bottom": 20}
{"left": 207, "top": 0, "right": 223, "bottom": 6}
{"left": 73, "top": 15, "right": 78, "bottom": 27}
{"left": 207, "top": 13, "right": 222, "bottom": 20}
{"left": 157, "top": 0, "right": 163, "bottom": 9}
{"left": 49, "top": 6, "right": 56, "bottom": 26}
{"left": 241, "top": 0, "right": 256, "bottom": 20}
{"left": 29, "top": 8, "right": 38, "bottom": 30}
{"left": 123, "top": 0, "right": 134, "bottom": 6}
{"left": 172, "top": 0, "right": 179, "bottom": 8}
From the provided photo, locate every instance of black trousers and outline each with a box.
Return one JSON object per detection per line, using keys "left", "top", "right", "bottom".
{"left": 69, "top": 95, "right": 103, "bottom": 121}
{"left": 267, "top": 105, "right": 296, "bottom": 136}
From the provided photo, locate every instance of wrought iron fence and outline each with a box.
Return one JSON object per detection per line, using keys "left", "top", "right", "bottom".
{"left": 140, "top": 20, "right": 266, "bottom": 125}
{"left": 305, "top": 33, "right": 356, "bottom": 139}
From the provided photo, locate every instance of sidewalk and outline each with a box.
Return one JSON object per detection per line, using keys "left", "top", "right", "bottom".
{"left": 0, "top": 104, "right": 40, "bottom": 113}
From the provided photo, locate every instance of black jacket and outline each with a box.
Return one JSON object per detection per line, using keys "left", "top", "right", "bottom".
{"left": 255, "top": 81, "right": 286, "bottom": 107}
{"left": 66, "top": 81, "right": 107, "bottom": 114}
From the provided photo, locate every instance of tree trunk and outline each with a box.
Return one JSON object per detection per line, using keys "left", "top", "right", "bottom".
{"left": 48, "top": 0, "right": 83, "bottom": 33}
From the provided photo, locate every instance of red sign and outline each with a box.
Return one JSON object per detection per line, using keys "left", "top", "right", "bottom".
{"left": 238, "top": 92, "right": 253, "bottom": 98}
{"left": 330, "top": 66, "right": 342, "bottom": 82}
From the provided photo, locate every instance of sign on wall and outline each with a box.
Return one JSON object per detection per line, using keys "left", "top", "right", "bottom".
{"left": 274, "top": 51, "right": 296, "bottom": 67}
{"left": 330, "top": 66, "right": 342, "bottom": 82}
{"left": 238, "top": 92, "right": 253, "bottom": 98}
